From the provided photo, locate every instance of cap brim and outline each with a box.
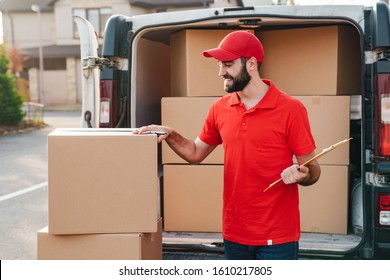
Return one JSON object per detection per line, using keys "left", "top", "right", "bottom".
{"left": 202, "top": 48, "right": 239, "bottom": 61}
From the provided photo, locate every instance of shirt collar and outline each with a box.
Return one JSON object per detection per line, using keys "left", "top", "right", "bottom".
{"left": 229, "top": 79, "right": 280, "bottom": 109}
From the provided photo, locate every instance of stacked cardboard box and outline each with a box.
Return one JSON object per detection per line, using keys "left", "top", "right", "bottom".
{"left": 258, "top": 25, "right": 361, "bottom": 96}
{"left": 163, "top": 165, "right": 223, "bottom": 232}
{"left": 258, "top": 25, "right": 359, "bottom": 234}
{"left": 37, "top": 221, "right": 162, "bottom": 260}
{"left": 163, "top": 29, "right": 239, "bottom": 232}
{"left": 37, "top": 129, "right": 162, "bottom": 260}
{"left": 161, "top": 96, "right": 351, "bottom": 234}
{"left": 164, "top": 26, "right": 360, "bottom": 235}
{"left": 295, "top": 97, "right": 350, "bottom": 234}
{"left": 170, "top": 29, "right": 254, "bottom": 97}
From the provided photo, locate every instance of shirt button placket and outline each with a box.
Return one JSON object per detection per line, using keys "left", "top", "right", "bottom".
{"left": 240, "top": 115, "right": 247, "bottom": 132}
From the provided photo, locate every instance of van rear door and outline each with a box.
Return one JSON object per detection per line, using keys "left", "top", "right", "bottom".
{"left": 75, "top": 15, "right": 132, "bottom": 128}
{"left": 74, "top": 16, "right": 100, "bottom": 128}
{"left": 367, "top": 1, "right": 390, "bottom": 259}
{"left": 99, "top": 16, "right": 131, "bottom": 128}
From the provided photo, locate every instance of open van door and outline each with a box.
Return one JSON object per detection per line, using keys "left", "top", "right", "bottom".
{"left": 367, "top": 1, "right": 390, "bottom": 259}
{"left": 74, "top": 15, "right": 100, "bottom": 128}
{"left": 75, "top": 15, "right": 131, "bottom": 128}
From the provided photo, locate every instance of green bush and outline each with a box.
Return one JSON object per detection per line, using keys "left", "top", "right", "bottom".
{"left": 0, "top": 44, "right": 24, "bottom": 126}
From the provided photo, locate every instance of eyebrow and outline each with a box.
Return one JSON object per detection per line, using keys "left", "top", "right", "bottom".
{"left": 218, "top": 60, "right": 234, "bottom": 65}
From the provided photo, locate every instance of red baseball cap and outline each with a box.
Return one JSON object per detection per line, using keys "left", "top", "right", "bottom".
{"left": 202, "top": 30, "right": 264, "bottom": 62}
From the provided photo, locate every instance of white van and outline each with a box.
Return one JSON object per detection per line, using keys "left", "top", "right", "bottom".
{"left": 76, "top": 2, "right": 390, "bottom": 259}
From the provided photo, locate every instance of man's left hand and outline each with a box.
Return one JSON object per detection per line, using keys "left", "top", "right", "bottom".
{"left": 280, "top": 165, "right": 310, "bottom": 185}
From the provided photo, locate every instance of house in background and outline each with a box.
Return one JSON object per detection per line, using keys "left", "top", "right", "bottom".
{"left": 0, "top": 0, "right": 272, "bottom": 106}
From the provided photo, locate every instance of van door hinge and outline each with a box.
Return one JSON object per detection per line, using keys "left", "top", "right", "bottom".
{"left": 365, "top": 50, "right": 390, "bottom": 64}
{"left": 82, "top": 56, "right": 128, "bottom": 71}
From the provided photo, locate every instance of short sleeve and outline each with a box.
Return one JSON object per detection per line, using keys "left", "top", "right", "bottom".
{"left": 287, "top": 105, "right": 316, "bottom": 156}
{"left": 199, "top": 101, "right": 223, "bottom": 146}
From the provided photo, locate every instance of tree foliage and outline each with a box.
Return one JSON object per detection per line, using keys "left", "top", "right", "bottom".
{"left": 7, "top": 45, "right": 29, "bottom": 75}
{"left": 0, "top": 44, "right": 24, "bottom": 126}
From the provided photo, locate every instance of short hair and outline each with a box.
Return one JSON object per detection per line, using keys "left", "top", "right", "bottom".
{"left": 240, "top": 57, "right": 262, "bottom": 74}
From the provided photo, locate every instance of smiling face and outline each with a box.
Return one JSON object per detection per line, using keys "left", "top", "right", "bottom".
{"left": 218, "top": 58, "right": 252, "bottom": 93}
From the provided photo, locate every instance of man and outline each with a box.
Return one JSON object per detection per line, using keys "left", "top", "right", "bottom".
{"left": 136, "top": 31, "right": 321, "bottom": 260}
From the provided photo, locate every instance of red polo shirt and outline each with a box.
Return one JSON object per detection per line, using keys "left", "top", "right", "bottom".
{"left": 199, "top": 80, "right": 316, "bottom": 246}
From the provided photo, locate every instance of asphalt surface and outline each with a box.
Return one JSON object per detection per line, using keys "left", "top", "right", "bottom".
{"left": 0, "top": 110, "right": 82, "bottom": 260}
{"left": 0, "top": 110, "right": 226, "bottom": 260}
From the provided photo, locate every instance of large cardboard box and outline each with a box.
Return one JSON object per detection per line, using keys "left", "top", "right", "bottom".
{"left": 259, "top": 25, "right": 361, "bottom": 96}
{"left": 162, "top": 96, "right": 350, "bottom": 165}
{"left": 295, "top": 96, "right": 350, "bottom": 165}
{"left": 163, "top": 165, "right": 223, "bottom": 232}
{"left": 171, "top": 29, "right": 253, "bottom": 97}
{"left": 37, "top": 219, "right": 162, "bottom": 260}
{"left": 163, "top": 164, "right": 348, "bottom": 235}
{"left": 299, "top": 165, "right": 349, "bottom": 234}
{"left": 48, "top": 128, "right": 159, "bottom": 234}
{"left": 161, "top": 97, "right": 223, "bottom": 164}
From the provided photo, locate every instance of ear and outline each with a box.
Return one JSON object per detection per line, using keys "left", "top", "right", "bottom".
{"left": 247, "top": 57, "right": 258, "bottom": 71}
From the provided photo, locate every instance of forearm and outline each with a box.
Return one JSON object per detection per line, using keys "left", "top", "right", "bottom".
{"left": 136, "top": 125, "right": 215, "bottom": 164}
{"left": 165, "top": 131, "right": 201, "bottom": 164}
{"left": 298, "top": 163, "right": 321, "bottom": 186}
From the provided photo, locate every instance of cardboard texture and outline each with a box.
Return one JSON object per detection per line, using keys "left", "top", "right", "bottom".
{"left": 295, "top": 96, "right": 350, "bottom": 165}
{"left": 37, "top": 219, "right": 162, "bottom": 260}
{"left": 299, "top": 165, "right": 349, "bottom": 234}
{"left": 161, "top": 96, "right": 350, "bottom": 165}
{"left": 48, "top": 128, "right": 159, "bottom": 234}
{"left": 163, "top": 164, "right": 348, "bottom": 235}
{"left": 161, "top": 97, "right": 223, "bottom": 164}
{"left": 259, "top": 25, "right": 361, "bottom": 96}
{"left": 170, "top": 29, "right": 253, "bottom": 97}
{"left": 163, "top": 165, "right": 223, "bottom": 232}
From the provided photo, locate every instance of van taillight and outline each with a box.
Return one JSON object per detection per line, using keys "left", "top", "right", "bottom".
{"left": 100, "top": 98, "right": 110, "bottom": 124}
{"left": 374, "top": 74, "right": 390, "bottom": 158}
{"left": 382, "top": 124, "right": 390, "bottom": 155}
{"left": 99, "top": 80, "right": 117, "bottom": 128}
{"left": 380, "top": 195, "right": 390, "bottom": 210}
{"left": 377, "top": 194, "right": 390, "bottom": 226}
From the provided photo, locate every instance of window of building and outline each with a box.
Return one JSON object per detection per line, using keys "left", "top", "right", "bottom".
{"left": 73, "top": 8, "right": 112, "bottom": 38}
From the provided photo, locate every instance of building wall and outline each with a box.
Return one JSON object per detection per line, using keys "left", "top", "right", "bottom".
{"left": 241, "top": 0, "right": 273, "bottom": 5}
{"left": 2, "top": 12, "right": 54, "bottom": 49}
{"left": 3, "top": 0, "right": 254, "bottom": 106}
{"left": 54, "top": 0, "right": 74, "bottom": 46}
{"left": 44, "top": 70, "right": 68, "bottom": 104}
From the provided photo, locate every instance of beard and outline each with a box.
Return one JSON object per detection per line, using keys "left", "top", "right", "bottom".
{"left": 223, "top": 64, "right": 252, "bottom": 93}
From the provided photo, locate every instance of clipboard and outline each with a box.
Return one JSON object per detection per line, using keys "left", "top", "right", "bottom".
{"left": 263, "top": 138, "right": 353, "bottom": 192}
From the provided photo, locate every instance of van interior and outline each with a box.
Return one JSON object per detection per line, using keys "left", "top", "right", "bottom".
{"left": 130, "top": 16, "right": 363, "bottom": 255}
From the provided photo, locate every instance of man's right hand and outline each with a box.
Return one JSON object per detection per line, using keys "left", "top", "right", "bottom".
{"left": 133, "top": 124, "right": 172, "bottom": 143}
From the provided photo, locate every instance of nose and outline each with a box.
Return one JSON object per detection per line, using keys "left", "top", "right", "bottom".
{"left": 219, "top": 64, "right": 227, "bottom": 77}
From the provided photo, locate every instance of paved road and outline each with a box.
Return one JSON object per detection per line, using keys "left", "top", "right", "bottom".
{"left": 0, "top": 111, "right": 81, "bottom": 260}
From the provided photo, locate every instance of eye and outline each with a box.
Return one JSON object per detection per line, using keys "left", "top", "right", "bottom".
{"left": 219, "top": 61, "right": 233, "bottom": 67}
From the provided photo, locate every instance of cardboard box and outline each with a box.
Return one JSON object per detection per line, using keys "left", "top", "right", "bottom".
{"left": 259, "top": 25, "right": 361, "bottom": 96}
{"left": 37, "top": 219, "right": 162, "bottom": 260}
{"left": 162, "top": 96, "right": 350, "bottom": 165}
{"left": 295, "top": 96, "right": 350, "bottom": 165}
{"left": 161, "top": 97, "right": 223, "bottom": 164}
{"left": 163, "top": 165, "right": 223, "bottom": 232}
{"left": 299, "top": 165, "right": 349, "bottom": 234}
{"left": 48, "top": 128, "right": 159, "bottom": 234}
{"left": 163, "top": 164, "right": 348, "bottom": 235}
{"left": 170, "top": 29, "right": 253, "bottom": 97}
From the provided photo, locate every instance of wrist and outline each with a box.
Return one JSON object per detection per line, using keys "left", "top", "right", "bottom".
{"left": 299, "top": 164, "right": 320, "bottom": 186}
{"left": 299, "top": 171, "right": 313, "bottom": 186}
